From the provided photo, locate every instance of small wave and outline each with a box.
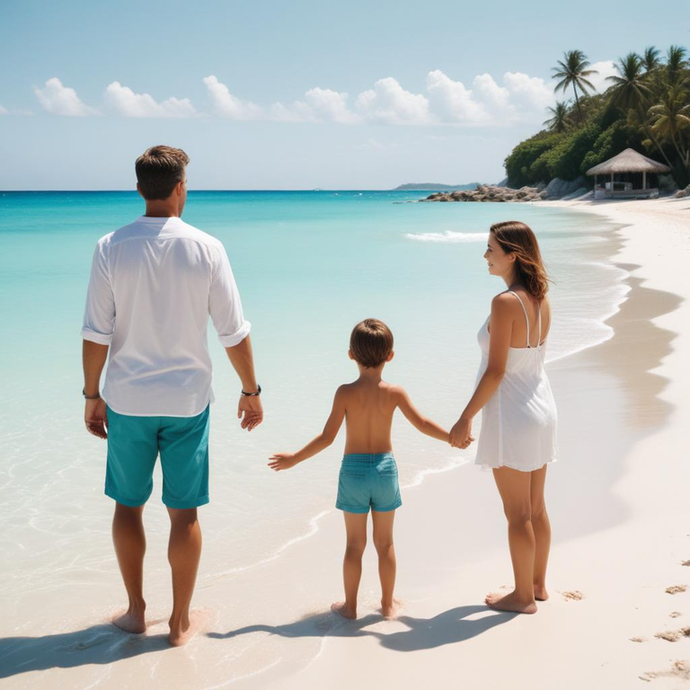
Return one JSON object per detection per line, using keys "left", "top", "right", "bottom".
{"left": 405, "top": 231, "right": 488, "bottom": 243}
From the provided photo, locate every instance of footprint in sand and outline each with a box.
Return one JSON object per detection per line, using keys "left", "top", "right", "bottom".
{"left": 670, "top": 612, "right": 682, "bottom": 618}
{"left": 665, "top": 585, "right": 688, "bottom": 595}
{"left": 654, "top": 627, "right": 690, "bottom": 642}
{"left": 682, "top": 560, "right": 690, "bottom": 567}
{"left": 629, "top": 636, "right": 647, "bottom": 643}
{"left": 640, "top": 660, "right": 690, "bottom": 682}
{"left": 560, "top": 590, "right": 584, "bottom": 601}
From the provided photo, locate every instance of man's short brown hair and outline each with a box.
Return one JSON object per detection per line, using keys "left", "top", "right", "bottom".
{"left": 135, "top": 145, "right": 189, "bottom": 200}
{"left": 350, "top": 319, "right": 394, "bottom": 368}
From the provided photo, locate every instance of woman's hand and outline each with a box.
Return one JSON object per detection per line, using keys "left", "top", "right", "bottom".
{"left": 449, "top": 415, "right": 475, "bottom": 449}
{"left": 268, "top": 452, "right": 298, "bottom": 471}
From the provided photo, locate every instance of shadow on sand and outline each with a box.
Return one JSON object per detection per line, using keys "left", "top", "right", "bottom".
{"left": 208, "top": 604, "right": 514, "bottom": 652}
{"left": 0, "top": 622, "right": 170, "bottom": 678}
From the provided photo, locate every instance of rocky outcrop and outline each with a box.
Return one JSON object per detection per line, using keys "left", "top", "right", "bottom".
{"left": 421, "top": 184, "right": 547, "bottom": 203}
{"left": 544, "top": 176, "right": 587, "bottom": 199}
{"left": 675, "top": 184, "right": 690, "bottom": 198}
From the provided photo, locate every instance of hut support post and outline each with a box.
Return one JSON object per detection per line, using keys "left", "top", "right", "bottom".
{"left": 643, "top": 171, "right": 647, "bottom": 190}
{"left": 610, "top": 173, "right": 614, "bottom": 197}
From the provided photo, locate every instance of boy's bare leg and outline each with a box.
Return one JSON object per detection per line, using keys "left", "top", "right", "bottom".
{"left": 486, "top": 467, "right": 538, "bottom": 614}
{"left": 331, "top": 512, "right": 367, "bottom": 620}
{"left": 372, "top": 509, "right": 400, "bottom": 618}
{"left": 167, "top": 507, "right": 202, "bottom": 646}
{"left": 530, "top": 466, "right": 551, "bottom": 601}
{"left": 111, "top": 503, "right": 147, "bottom": 633}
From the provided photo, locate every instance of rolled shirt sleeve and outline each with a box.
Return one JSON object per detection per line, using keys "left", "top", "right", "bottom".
{"left": 209, "top": 244, "right": 251, "bottom": 347}
{"left": 81, "top": 241, "right": 115, "bottom": 345}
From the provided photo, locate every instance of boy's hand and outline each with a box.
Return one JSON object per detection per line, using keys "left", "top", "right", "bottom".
{"left": 268, "top": 453, "right": 298, "bottom": 471}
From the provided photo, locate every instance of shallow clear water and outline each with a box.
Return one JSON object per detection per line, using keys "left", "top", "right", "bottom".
{"left": 0, "top": 191, "right": 626, "bottom": 623}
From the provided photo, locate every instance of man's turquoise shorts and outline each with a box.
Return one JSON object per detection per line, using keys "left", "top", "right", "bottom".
{"left": 105, "top": 405, "right": 210, "bottom": 509}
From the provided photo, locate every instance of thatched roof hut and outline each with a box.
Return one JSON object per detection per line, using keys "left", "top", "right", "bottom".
{"left": 586, "top": 148, "right": 671, "bottom": 198}
{"left": 586, "top": 148, "right": 671, "bottom": 176}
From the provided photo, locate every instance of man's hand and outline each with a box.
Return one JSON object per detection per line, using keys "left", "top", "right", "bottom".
{"left": 85, "top": 398, "right": 108, "bottom": 439}
{"left": 268, "top": 452, "right": 298, "bottom": 471}
{"left": 238, "top": 395, "right": 263, "bottom": 431}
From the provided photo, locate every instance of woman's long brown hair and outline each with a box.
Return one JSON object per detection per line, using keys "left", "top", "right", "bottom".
{"left": 490, "top": 221, "right": 550, "bottom": 301}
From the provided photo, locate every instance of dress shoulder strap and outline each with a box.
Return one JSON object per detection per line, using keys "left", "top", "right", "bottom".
{"left": 507, "top": 290, "right": 530, "bottom": 348}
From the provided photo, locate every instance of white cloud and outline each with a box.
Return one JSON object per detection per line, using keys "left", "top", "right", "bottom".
{"left": 356, "top": 77, "right": 433, "bottom": 125}
{"left": 426, "top": 70, "right": 488, "bottom": 123}
{"left": 270, "top": 87, "right": 360, "bottom": 124}
{"left": 0, "top": 105, "right": 8, "bottom": 115}
{"left": 203, "top": 75, "right": 262, "bottom": 120}
{"left": 34, "top": 77, "right": 98, "bottom": 116}
{"left": 105, "top": 82, "right": 196, "bottom": 118}
{"left": 503, "top": 72, "right": 553, "bottom": 111}
{"left": 587, "top": 60, "right": 618, "bottom": 94}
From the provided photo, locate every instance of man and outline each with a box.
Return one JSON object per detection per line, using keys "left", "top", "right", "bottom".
{"left": 81, "top": 145, "right": 262, "bottom": 646}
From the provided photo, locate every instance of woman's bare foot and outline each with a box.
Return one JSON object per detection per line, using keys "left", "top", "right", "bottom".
{"left": 168, "top": 609, "right": 209, "bottom": 647}
{"left": 380, "top": 598, "right": 403, "bottom": 619}
{"left": 485, "top": 590, "right": 537, "bottom": 614}
{"left": 331, "top": 601, "right": 357, "bottom": 620}
{"left": 111, "top": 608, "right": 146, "bottom": 634}
{"left": 534, "top": 585, "right": 549, "bottom": 601}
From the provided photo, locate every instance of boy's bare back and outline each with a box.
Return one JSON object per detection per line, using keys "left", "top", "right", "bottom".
{"left": 338, "top": 379, "right": 403, "bottom": 455}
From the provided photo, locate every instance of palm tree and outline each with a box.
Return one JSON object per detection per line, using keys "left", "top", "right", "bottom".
{"left": 543, "top": 101, "right": 572, "bottom": 132}
{"left": 666, "top": 45, "right": 688, "bottom": 86}
{"left": 607, "top": 52, "right": 674, "bottom": 169}
{"left": 642, "top": 46, "right": 661, "bottom": 73}
{"left": 552, "top": 50, "right": 598, "bottom": 122}
{"left": 650, "top": 85, "right": 690, "bottom": 170}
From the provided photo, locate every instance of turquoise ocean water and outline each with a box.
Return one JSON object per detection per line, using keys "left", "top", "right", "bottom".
{"left": 0, "top": 191, "right": 627, "bottom": 631}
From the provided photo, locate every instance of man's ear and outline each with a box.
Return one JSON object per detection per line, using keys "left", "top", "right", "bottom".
{"left": 136, "top": 183, "right": 144, "bottom": 199}
{"left": 348, "top": 349, "right": 355, "bottom": 360}
{"left": 387, "top": 350, "right": 395, "bottom": 363}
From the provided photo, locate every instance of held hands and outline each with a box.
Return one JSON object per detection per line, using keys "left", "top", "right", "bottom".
{"left": 238, "top": 395, "right": 263, "bottom": 431}
{"left": 84, "top": 398, "right": 108, "bottom": 439}
{"left": 449, "top": 415, "right": 475, "bottom": 450}
{"left": 268, "top": 452, "right": 299, "bottom": 471}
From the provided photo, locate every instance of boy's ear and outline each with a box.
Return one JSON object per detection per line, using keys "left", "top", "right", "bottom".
{"left": 387, "top": 350, "right": 395, "bottom": 362}
{"left": 136, "top": 183, "right": 144, "bottom": 199}
{"left": 348, "top": 349, "right": 355, "bottom": 361}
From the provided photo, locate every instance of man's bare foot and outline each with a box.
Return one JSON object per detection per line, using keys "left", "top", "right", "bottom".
{"left": 485, "top": 590, "right": 537, "bottom": 614}
{"left": 331, "top": 601, "right": 357, "bottom": 620}
{"left": 168, "top": 609, "right": 209, "bottom": 647}
{"left": 534, "top": 585, "right": 549, "bottom": 601}
{"left": 380, "top": 598, "right": 403, "bottom": 619}
{"left": 111, "top": 608, "right": 146, "bottom": 634}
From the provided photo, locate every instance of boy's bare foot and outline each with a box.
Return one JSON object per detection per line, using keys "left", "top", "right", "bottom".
{"left": 534, "top": 585, "right": 549, "bottom": 601}
{"left": 331, "top": 601, "right": 357, "bottom": 620}
{"left": 168, "top": 609, "right": 209, "bottom": 647}
{"left": 380, "top": 598, "right": 403, "bottom": 619}
{"left": 111, "top": 608, "right": 146, "bottom": 634}
{"left": 485, "top": 591, "right": 537, "bottom": 614}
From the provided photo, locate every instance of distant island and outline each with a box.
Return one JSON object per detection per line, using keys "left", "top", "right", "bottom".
{"left": 392, "top": 182, "right": 481, "bottom": 191}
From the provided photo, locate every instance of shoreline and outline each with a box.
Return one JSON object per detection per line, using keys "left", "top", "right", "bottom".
{"left": 2, "top": 198, "right": 688, "bottom": 689}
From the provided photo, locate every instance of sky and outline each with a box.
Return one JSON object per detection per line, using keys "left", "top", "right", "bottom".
{"left": 0, "top": 0, "right": 686, "bottom": 189}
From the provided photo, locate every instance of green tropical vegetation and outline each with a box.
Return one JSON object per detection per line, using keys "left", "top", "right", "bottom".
{"left": 505, "top": 46, "right": 690, "bottom": 189}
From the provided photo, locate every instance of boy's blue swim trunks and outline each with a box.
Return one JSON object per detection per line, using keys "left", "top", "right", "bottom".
{"left": 104, "top": 405, "right": 210, "bottom": 509}
{"left": 336, "top": 452, "right": 402, "bottom": 514}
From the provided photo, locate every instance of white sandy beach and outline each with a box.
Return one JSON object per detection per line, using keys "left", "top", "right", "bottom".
{"left": 3, "top": 197, "right": 689, "bottom": 689}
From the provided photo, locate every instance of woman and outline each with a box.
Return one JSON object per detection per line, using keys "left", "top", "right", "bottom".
{"left": 450, "top": 220, "right": 557, "bottom": 614}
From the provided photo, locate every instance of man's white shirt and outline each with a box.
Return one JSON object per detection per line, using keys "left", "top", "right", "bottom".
{"left": 82, "top": 216, "right": 251, "bottom": 416}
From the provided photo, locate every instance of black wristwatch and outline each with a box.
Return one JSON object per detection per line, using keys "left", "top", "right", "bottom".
{"left": 82, "top": 387, "right": 101, "bottom": 400}
{"left": 241, "top": 385, "right": 262, "bottom": 397}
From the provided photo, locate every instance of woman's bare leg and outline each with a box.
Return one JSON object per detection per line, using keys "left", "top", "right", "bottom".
{"left": 530, "top": 465, "right": 551, "bottom": 601}
{"left": 486, "top": 467, "right": 538, "bottom": 614}
{"left": 372, "top": 510, "right": 400, "bottom": 618}
{"left": 331, "top": 512, "right": 368, "bottom": 619}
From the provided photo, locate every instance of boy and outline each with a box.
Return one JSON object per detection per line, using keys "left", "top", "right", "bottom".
{"left": 269, "top": 318, "right": 449, "bottom": 619}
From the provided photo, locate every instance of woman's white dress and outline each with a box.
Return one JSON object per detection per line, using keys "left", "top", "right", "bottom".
{"left": 474, "top": 290, "right": 558, "bottom": 472}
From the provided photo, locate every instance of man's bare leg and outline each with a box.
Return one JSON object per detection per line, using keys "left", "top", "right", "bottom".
{"left": 167, "top": 507, "right": 202, "bottom": 646}
{"left": 111, "top": 503, "right": 147, "bottom": 633}
{"left": 331, "top": 512, "right": 367, "bottom": 620}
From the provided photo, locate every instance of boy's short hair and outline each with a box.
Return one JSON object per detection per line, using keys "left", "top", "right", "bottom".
{"left": 350, "top": 319, "right": 394, "bottom": 368}
{"left": 135, "top": 145, "right": 189, "bottom": 200}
